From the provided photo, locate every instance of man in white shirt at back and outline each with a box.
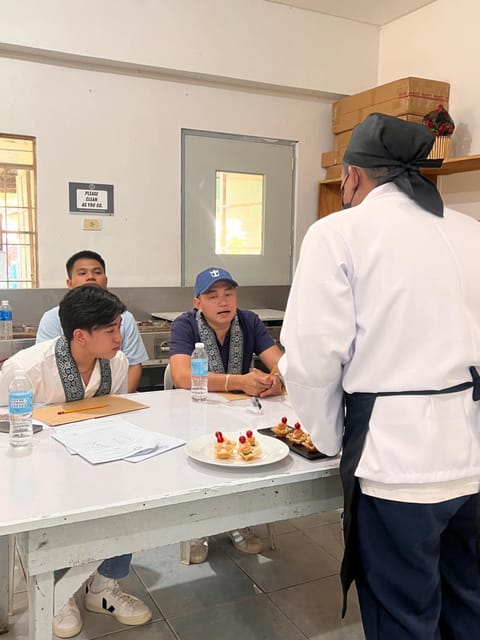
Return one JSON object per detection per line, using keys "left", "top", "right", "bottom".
{"left": 36, "top": 249, "right": 147, "bottom": 392}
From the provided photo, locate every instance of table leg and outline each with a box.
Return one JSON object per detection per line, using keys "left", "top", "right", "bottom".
{"left": 54, "top": 561, "right": 100, "bottom": 614}
{"left": 27, "top": 570, "right": 54, "bottom": 640}
{"left": 179, "top": 540, "right": 191, "bottom": 564}
{"left": 0, "top": 535, "right": 8, "bottom": 633}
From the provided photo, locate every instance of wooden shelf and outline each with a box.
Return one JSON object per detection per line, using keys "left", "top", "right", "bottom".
{"left": 423, "top": 154, "right": 480, "bottom": 175}
{"left": 318, "top": 154, "right": 480, "bottom": 218}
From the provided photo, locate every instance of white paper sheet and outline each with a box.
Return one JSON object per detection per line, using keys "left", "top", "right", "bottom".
{"left": 123, "top": 435, "right": 185, "bottom": 463}
{"left": 52, "top": 416, "right": 185, "bottom": 464}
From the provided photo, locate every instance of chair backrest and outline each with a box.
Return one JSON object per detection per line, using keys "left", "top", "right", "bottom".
{"left": 163, "top": 362, "right": 173, "bottom": 390}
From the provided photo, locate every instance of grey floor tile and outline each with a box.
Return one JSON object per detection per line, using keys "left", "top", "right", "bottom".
{"left": 5, "top": 518, "right": 360, "bottom": 640}
{"left": 169, "top": 593, "right": 308, "bottom": 640}
{"left": 218, "top": 529, "right": 340, "bottom": 592}
{"left": 247, "top": 520, "right": 297, "bottom": 539}
{"left": 291, "top": 510, "right": 343, "bottom": 532}
{"left": 133, "top": 542, "right": 259, "bottom": 619}
{"left": 302, "top": 521, "right": 344, "bottom": 562}
{"left": 269, "top": 575, "right": 365, "bottom": 640}
{"left": 93, "top": 620, "right": 177, "bottom": 640}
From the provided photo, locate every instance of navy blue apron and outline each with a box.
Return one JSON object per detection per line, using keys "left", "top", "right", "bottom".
{"left": 340, "top": 366, "right": 480, "bottom": 617}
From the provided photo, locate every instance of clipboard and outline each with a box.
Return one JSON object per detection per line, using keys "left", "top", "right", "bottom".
{"left": 33, "top": 395, "right": 149, "bottom": 426}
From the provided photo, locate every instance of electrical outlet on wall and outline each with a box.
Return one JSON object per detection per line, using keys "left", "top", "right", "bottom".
{"left": 82, "top": 218, "right": 101, "bottom": 231}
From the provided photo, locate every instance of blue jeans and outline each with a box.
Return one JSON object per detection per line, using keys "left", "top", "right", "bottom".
{"left": 54, "top": 554, "right": 132, "bottom": 582}
{"left": 97, "top": 554, "right": 132, "bottom": 579}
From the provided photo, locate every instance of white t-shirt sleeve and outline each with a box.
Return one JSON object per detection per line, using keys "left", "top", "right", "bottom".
{"left": 119, "top": 311, "right": 148, "bottom": 366}
{"left": 36, "top": 307, "right": 62, "bottom": 343}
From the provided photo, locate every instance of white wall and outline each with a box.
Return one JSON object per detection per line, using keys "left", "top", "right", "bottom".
{"left": 379, "top": 0, "right": 480, "bottom": 219}
{"left": 0, "top": 0, "right": 381, "bottom": 287}
{"left": 0, "top": 57, "right": 332, "bottom": 286}
{"left": 0, "top": 0, "right": 379, "bottom": 96}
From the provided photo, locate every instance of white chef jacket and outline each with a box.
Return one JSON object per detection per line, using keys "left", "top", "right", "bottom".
{"left": 280, "top": 183, "right": 480, "bottom": 502}
{"left": 0, "top": 338, "right": 128, "bottom": 406}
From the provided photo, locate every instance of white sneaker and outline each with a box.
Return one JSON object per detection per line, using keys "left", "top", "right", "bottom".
{"left": 189, "top": 538, "right": 209, "bottom": 564}
{"left": 53, "top": 597, "right": 83, "bottom": 638}
{"left": 229, "top": 528, "right": 262, "bottom": 554}
{"left": 84, "top": 578, "right": 152, "bottom": 626}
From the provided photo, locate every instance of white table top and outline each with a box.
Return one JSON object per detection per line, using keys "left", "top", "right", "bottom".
{"left": 0, "top": 390, "right": 338, "bottom": 537}
{"left": 151, "top": 308, "right": 285, "bottom": 322}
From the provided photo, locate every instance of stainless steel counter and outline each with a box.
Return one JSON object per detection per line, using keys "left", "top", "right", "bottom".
{"left": 0, "top": 338, "right": 36, "bottom": 365}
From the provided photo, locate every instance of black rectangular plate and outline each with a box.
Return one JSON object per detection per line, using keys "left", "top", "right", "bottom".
{"left": 257, "top": 426, "right": 331, "bottom": 460}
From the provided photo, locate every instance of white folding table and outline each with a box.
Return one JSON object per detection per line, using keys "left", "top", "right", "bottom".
{"left": 0, "top": 390, "right": 341, "bottom": 639}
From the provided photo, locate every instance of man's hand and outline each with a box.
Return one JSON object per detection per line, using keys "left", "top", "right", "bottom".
{"left": 240, "top": 369, "right": 275, "bottom": 396}
{"left": 238, "top": 369, "right": 283, "bottom": 397}
{"left": 259, "top": 372, "right": 283, "bottom": 398}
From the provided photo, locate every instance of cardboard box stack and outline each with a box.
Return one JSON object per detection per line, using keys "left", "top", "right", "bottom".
{"left": 322, "top": 77, "right": 450, "bottom": 180}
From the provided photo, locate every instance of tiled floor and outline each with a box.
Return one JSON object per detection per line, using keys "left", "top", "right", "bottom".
{"left": 6, "top": 511, "right": 365, "bottom": 639}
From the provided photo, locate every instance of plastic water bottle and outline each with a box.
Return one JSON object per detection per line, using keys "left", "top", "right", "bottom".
{"left": 0, "top": 300, "right": 13, "bottom": 340}
{"left": 9, "top": 370, "right": 34, "bottom": 449}
{"left": 191, "top": 342, "right": 208, "bottom": 402}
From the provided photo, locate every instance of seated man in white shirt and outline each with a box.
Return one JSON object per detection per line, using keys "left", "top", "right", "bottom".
{"left": 0, "top": 286, "right": 152, "bottom": 638}
{"left": 36, "top": 249, "right": 148, "bottom": 393}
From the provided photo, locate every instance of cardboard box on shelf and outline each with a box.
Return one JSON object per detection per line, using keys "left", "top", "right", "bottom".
{"left": 332, "top": 77, "right": 450, "bottom": 134}
{"left": 361, "top": 98, "right": 445, "bottom": 121}
{"left": 332, "top": 77, "right": 450, "bottom": 119}
{"left": 398, "top": 114, "right": 425, "bottom": 124}
{"left": 324, "top": 164, "right": 343, "bottom": 180}
{"left": 321, "top": 149, "right": 343, "bottom": 168}
{"left": 333, "top": 98, "right": 448, "bottom": 133}
{"left": 333, "top": 109, "right": 363, "bottom": 134}
{"left": 334, "top": 129, "right": 354, "bottom": 151}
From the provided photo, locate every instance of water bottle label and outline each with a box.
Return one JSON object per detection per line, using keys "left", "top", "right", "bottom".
{"left": 0, "top": 310, "right": 12, "bottom": 321}
{"left": 191, "top": 359, "right": 208, "bottom": 376}
{"left": 9, "top": 391, "right": 33, "bottom": 414}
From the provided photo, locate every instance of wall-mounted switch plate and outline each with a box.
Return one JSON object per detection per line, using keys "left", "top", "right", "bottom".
{"left": 82, "top": 218, "right": 101, "bottom": 231}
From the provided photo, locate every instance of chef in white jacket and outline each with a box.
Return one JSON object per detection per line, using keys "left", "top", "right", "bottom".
{"left": 280, "top": 113, "right": 480, "bottom": 640}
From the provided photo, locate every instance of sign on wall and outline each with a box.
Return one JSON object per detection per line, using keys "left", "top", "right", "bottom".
{"left": 69, "top": 182, "right": 114, "bottom": 215}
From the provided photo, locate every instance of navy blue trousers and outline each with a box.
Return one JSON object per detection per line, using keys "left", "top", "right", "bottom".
{"left": 355, "top": 492, "right": 480, "bottom": 640}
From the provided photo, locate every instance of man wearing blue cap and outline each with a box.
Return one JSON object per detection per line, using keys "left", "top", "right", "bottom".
{"left": 170, "top": 267, "right": 283, "bottom": 562}
{"left": 170, "top": 267, "right": 283, "bottom": 397}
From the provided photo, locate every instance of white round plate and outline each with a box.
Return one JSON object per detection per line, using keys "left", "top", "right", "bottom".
{"left": 185, "top": 431, "right": 290, "bottom": 467}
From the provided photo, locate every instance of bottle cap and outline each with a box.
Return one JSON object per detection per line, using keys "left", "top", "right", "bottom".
{"left": 195, "top": 342, "right": 204, "bottom": 349}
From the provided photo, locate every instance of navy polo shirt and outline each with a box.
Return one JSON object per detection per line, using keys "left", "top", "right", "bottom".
{"left": 170, "top": 309, "right": 275, "bottom": 374}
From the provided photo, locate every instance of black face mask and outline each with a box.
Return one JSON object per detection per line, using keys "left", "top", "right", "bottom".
{"left": 340, "top": 174, "right": 351, "bottom": 209}
{"left": 340, "top": 172, "right": 358, "bottom": 209}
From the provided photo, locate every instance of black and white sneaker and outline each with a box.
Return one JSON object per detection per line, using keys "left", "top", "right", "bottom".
{"left": 85, "top": 578, "right": 152, "bottom": 626}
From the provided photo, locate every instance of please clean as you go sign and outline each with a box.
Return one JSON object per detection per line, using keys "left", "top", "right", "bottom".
{"left": 68, "top": 182, "right": 114, "bottom": 215}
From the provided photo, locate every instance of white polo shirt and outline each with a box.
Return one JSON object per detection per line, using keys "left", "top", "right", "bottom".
{"left": 0, "top": 338, "right": 128, "bottom": 405}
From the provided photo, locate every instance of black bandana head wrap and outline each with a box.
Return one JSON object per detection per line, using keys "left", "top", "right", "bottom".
{"left": 343, "top": 113, "right": 444, "bottom": 217}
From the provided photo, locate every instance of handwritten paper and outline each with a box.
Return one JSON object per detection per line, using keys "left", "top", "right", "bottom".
{"left": 51, "top": 416, "right": 184, "bottom": 464}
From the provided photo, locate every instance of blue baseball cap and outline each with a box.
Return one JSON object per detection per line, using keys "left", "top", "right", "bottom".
{"left": 194, "top": 267, "right": 238, "bottom": 297}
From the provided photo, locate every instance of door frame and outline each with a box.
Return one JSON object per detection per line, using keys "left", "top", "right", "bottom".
{"left": 181, "top": 128, "right": 296, "bottom": 287}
